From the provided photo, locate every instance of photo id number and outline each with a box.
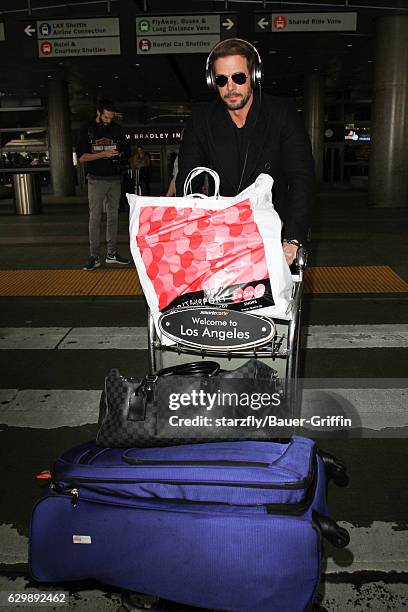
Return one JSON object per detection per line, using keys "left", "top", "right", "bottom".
{"left": 0, "top": 591, "right": 69, "bottom": 607}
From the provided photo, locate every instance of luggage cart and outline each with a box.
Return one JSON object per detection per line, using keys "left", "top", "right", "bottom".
{"left": 147, "top": 247, "right": 307, "bottom": 416}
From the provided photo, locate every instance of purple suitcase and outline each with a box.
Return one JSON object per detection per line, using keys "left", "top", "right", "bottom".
{"left": 30, "top": 437, "right": 348, "bottom": 612}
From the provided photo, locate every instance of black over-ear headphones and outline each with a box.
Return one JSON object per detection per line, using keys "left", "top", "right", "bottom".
{"left": 205, "top": 38, "right": 263, "bottom": 91}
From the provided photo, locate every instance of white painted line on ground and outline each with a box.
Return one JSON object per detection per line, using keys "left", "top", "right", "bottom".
{"left": 321, "top": 582, "right": 408, "bottom": 612}
{"left": 0, "top": 576, "right": 406, "bottom": 612}
{"left": 325, "top": 522, "right": 408, "bottom": 573}
{"left": 301, "top": 388, "right": 408, "bottom": 432}
{"left": 1, "top": 324, "right": 408, "bottom": 350}
{"left": 0, "top": 327, "right": 70, "bottom": 350}
{"left": 58, "top": 326, "right": 148, "bottom": 350}
{"left": 0, "top": 389, "right": 100, "bottom": 428}
{"left": 0, "top": 524, "right": 28, "bottom": 564}
{"left": 305, "top": 324, "right": 408, "bottom": 349}
{"left": 0, "top": 388, "right": 407, "bottom": 432}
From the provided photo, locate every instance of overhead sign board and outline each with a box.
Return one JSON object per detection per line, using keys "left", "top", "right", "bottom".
{"left": 0, "top": 22, "right": 5, "bottom": 41}
{"left": 37, "top": 18, "right": 120, "bottom": 57}
{"left": 136, "top": 14, "right": 237, "bottom": 55}
{"left": 255, "top": 12, "right": 357, "bottom": 32}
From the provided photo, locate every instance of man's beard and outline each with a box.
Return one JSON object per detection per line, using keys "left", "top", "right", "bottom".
{"left": 223, "top": 89, "right": 252, "bottom": 110}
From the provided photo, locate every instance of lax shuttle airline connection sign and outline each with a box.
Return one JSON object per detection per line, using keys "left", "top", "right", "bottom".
{"left": 136, "top": 14, "right": 237, "bottom": 55}
{"left": 37, "top": 18, "right": 120, "bottom": 57}
{"left": 255, "top": 12, "right": 357, "bottom": 33}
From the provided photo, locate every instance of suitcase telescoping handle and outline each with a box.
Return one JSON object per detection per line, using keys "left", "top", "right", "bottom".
{"left": 319, "top": 451, "right": 349, "bottom": 487}
{"left": 313, "top": 511, "right": 350, "bottom": 549}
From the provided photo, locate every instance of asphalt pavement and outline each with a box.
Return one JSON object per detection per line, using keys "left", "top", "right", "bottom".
{"left": 0, "top": 187, "right": 407, "bottom": 611}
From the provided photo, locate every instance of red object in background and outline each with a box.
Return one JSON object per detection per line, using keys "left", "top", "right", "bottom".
{"left": 274, "top": 15, "right": 287, "bottom": 30}
{"left": 36, "top": 471, "right": 51, "bottom": 480}
{"left": 40, "top": 41, "right": 53, "bottom": 55}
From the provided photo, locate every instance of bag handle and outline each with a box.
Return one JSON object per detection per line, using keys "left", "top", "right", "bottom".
{"left": 183, "top": 167, "right": 220, "bottom": 198}
{"left": 127, "top": 361, "right": 220, "bottom": 421}
{"left": 126, "top": 361, "right": 220, "bottom": 422}
{"left": 156, "top": 361, "right": 220, "bottom": 378}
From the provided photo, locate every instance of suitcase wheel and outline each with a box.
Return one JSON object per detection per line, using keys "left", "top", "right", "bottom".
{"left": 313, "top": 511, "right": 350, "bottom": 549}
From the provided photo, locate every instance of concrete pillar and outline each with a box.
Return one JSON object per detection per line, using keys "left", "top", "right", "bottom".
{"left": 303, "top": 72, "right": 324, "bottom": 184}
{"left": 48, "top": 79, "right": 75, "bottom": 196}
{"left": 369, "top": 15, "right": 408, "bottom": 208}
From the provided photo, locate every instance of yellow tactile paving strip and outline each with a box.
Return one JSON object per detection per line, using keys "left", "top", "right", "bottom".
{"left": 0, "top": 269, "right": 142, "bottom": 296}
{"left": 0, "top": 266, "right": 407, "bottom": 297}
{"left": 303, "top": 266, "right": 408, "bottom": 294}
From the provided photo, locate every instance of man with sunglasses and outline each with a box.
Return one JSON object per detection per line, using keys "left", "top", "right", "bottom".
{"left": 176, "top": 38, "right": 314, "bottom": 265}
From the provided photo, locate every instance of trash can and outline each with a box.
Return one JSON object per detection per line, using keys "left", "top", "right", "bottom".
{"left": 13, "top": 173, "right": 42, "bottom": 215}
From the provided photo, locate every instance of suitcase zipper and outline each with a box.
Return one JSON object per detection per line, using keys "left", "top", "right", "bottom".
{"left": 124, "top": 459, "right": 270, "bottom": 467}
{"left": 70, "top": 488, "right": 79, "bottom": 507}
{"left": 52, "top": 449, "right": 316, "bottom": 491}
{"left": 52, "top": 445, "right": 318, "bottom": 515}
{"left": 54, "top": 457, "right": 317, "bottom": 517}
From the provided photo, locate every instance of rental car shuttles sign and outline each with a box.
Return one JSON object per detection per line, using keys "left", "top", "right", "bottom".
{"left": 159, "top": 308, "right": 275, "bottom": 351}
{"left": 37, "top": 18, "right": 120, "bottom": 57}
{"left": 136, "top": 14, "right": 237, "bottom": 55}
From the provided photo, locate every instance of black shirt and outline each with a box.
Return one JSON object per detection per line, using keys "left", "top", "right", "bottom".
{"left": 76, "top": 120, "right": 130, "bottom": 178}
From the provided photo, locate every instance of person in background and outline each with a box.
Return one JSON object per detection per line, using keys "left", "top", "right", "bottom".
{"left": 130, "top": 146, "right": 151, "bottom": 195}
{"left": 165, "top": 152, "right": 179, "bottom": 197}
{"left": 77, "top": 98, "right": 130, "bottom": 270}
{"left": 165, "top": 132, "right": 184, "bottom": 197}
{"left": 176, "top": 38, "right": 315, "bottom": 265}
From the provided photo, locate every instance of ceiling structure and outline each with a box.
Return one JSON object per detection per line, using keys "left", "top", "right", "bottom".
{"left": 0, "top": 0, "right": 407, "bottom": 127}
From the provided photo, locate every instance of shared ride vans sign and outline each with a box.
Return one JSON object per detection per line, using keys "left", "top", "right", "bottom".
{"left": 136, "top": 14, "right": 237, "bottom": 55}
{"left": 255, "top": 12, "right": 357, "bottom": 33}
{"left": 37, "top": 18, "right": 120, "bottom": 57}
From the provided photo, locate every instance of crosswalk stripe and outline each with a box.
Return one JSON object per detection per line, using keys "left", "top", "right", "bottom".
{"left": 0, "top": 574, "right": 405, "bottom": 612}
{"left": 305, "top": 324, "right": 408, "bottom": 349}
{"left": 0, "top": 388, "right": 406, "bottom": 432}
{"left": 1, "top": 324, "right": 408, "bottom": 350}
{"left": 1, "top": 522, "right": 407, "bottom": 574}
{"left": 0, "top": 390, "right": 101, "bottom": 428}
{"left": 320, "top": 582, "right": 408, "bottom": 611}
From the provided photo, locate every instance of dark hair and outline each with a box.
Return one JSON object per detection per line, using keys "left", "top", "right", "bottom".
{"left": 96, "top": 98, "right": 115, "bottom": 114}
{"left": 211, "top": 39, "right": 255, "bottom": 73}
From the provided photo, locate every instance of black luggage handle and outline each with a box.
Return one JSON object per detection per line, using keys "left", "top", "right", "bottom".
{"left": 319, "top": 451, "right": 349, "bottom": 487}
{"left": 313, "top": 511, "right": 350, "bottom": 549}
{"left": 128, "top": 362, "right": 220, "bottom": 421}
{"left": 154, "top": 361, "right": 221, "bottom": 378}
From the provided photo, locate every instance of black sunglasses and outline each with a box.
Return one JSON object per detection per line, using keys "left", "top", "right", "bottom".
{"left": 214, "top": 72, "right": 248, "bottom": 87}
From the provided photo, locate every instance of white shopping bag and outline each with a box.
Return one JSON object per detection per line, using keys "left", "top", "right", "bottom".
{"left": 128, "top": 167, "right": 293, "bottom": 339}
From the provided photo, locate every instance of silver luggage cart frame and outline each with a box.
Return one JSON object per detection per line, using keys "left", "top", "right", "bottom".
{"left": 147, "top": 249, "right": 307, "bottom": 416}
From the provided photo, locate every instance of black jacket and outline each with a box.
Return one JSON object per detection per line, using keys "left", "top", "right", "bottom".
{"left": 77, "top": 120, "right": 130, "bottom": 178}
{"left": 176, "top": 93, "right": 315, "bottom": 244}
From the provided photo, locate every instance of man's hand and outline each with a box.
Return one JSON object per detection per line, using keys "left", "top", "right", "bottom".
{"left": 79, "top": 149, "right": 118, "bottom": 163}
{"left": 102, "top": 149, "right": 118, "bottom": 158}
{"left": 282, "top": 240, "right": 299, "bottom": 266}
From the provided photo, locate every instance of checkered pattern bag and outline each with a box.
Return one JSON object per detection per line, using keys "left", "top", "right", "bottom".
{"left": 96, "top": 359, "right": 286, "bottom": 448}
